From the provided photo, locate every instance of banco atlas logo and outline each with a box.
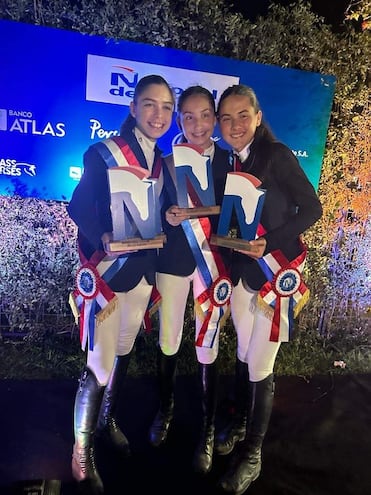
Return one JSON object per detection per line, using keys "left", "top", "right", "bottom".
{"left": 0, "top": 109, "right": 66, "bottom": 137}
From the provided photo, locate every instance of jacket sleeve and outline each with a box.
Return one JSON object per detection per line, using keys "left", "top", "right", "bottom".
{"left": 263, "top": 143, "right": 322, "bottom": 253}
{"left": 67, "top": 146, "right": 112, "bottom": 250}
{"left": 161, "top": 154, "right": 178, "bottom": 210}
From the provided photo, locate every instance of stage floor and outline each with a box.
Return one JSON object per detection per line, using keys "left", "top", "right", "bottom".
{"left": 0, "top": 373, "right": 370, "bottom": 494}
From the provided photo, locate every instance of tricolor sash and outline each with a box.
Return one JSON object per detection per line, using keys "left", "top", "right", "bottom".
{"left": 169, "top": 145, "right": 232, "bottom": 347}
{"left": 256, "top": 226, "right": 309, "bottom": 342}
{"left": 70, "top": 137, "right": 164, "bottom": 348}
{"left": 181, "top": 217, "right": 232, "bottom": 348}
{"left": 95, "top": 136, "right": 163, "bottom": 180}
{"left": 97, "top": 136, "right": 164, "bottom": 332}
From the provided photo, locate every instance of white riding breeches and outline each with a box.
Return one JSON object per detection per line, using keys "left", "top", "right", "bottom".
{"left": 156, "top": 270, "right": 220, "bottom": 364}
{"left": 230, "top": 280, "right": 281, "bottom": 382}
{"left": 87, "top": 276, "right": 153, "bottom": 385}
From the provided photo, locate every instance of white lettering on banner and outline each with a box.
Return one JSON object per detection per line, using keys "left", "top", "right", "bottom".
{"left": 9, "top": 110, "right": 33, "bottom": 118}
{"left": 0, "top": 159, "right": 17, "bottom": 166}
{"left": 292, "top": 149, "right": 309, "bottom": 158}
{"left": 8, "top": 118, "right": 66, "bottom": 137}
{"left": 0, "top": 165, "right": 21, "bottom": 176}
{"left": 90, "top": 119, "right": 119, "bottom": 140}
{"left": 86, "top": 54, "right": 240, "bottom": 107}
{"left": 0, "top": 159, "right": 37, "bottom": 177}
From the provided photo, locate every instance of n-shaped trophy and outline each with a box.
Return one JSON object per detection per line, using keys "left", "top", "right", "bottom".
{"left": 173, "top": 143, "right": 220, "bottom": 218}
{"left": 210, "top": 172, "right": 266, "bottom": 251}
{"left": 107, "top": 165, "right": 166, "bottom": 252}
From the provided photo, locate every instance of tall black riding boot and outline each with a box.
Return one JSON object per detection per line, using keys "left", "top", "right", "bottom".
{"left": 72, "top": 367, "right": 105, "bottom": 495}
{"left": 149, "top": 349, "right": 178, "bottom": 447}
{"left": 218, "top": 373, "right": 274, "bottom": 495}
{"left": 215, "top": 358, "right": 249, "bottom": 456}
{"left": 96, "top": 354, "right": 131, "bottom": 457}
{"left": 193, "top": 362, "right": 218, "bottom": 474}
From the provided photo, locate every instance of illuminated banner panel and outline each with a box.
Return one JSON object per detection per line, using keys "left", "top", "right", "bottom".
{"left": 0, "top": 20, "right": 335, "bottom": 201}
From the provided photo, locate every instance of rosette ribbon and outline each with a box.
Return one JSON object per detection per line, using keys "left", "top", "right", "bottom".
{"left": 69, "top": 262, "right": 118, "bottom": 351}
{"left": 257, "top": 236, "right": 309, "bottom": 342}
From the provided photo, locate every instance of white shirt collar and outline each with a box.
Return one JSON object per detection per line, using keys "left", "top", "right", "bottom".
{"left": 203, "top": 141, "right": 215, "bottom": 161}
{"left": 236, "top": 139, "right": 254, "bottom": 163}
{"left": 134, "top": 127, "right": 156, "bottom": 169}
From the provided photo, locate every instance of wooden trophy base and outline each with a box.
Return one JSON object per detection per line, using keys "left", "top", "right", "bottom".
{"left": 108, "top": 234, "right": 166, "bottom": 252}
{"left": 178, "top": 205, "right": 220, "bottom": 218}
{"left": 210, "top": 234, "right": 252, "bottom": 251}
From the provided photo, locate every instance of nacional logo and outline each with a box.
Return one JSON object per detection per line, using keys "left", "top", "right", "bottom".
{"left": 86, "top": 54, "right": 239, "bottom": 107}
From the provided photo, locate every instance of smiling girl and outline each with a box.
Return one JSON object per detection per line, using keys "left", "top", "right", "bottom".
{"left": 68, "top": 75, "right": 175, "bottom": 494}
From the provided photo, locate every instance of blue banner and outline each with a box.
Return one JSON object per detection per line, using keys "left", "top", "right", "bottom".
{"left": 0, "top": 20, "right": 335, "bottom": 201}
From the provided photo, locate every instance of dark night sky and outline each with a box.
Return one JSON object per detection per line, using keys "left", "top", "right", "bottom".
{"left": 227, "top": 0, "right": 351, "bottom": 32}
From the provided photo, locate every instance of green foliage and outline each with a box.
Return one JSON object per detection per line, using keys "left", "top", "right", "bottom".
{"left": 275, "top": 327, "right": 371, "bottom": 376}
{"left": 0, "top": 330, "right": 84, "bottom": 379}
{"left": 0, "top": 196, "right": 79, "bottom": 336}
{"left": 0, "top": 0, "right": 245, "bottom": 54}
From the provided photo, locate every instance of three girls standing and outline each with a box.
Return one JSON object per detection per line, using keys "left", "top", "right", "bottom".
{"left": 68, "top": 77, "right": 322, "bottom": 495}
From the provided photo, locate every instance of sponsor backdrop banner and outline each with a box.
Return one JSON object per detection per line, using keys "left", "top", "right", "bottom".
{"left": 0, "top": 20, "right": 335, "bottom": 201}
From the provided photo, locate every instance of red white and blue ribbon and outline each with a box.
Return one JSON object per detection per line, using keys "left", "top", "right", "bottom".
{"left": 95, "top": 136, "right": 163, "bottom": 180}
{"left": 70, "top": 136, "right": 165, "bottom": 349}
{"left": 257, "top": 226, "right": 309, "bottom": 342}
{"left": 96, "top": 136, "right": 164, "bottom": 333}
{"left": 70, "top": 261, "right": 118, "bottom": 351}
{"left": 143, "top": 286, "right": 162, "bottom": 333}
{"left": 182, "top": 216, "right": 232, "bottom": 348}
